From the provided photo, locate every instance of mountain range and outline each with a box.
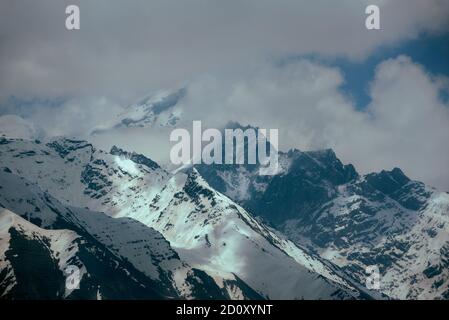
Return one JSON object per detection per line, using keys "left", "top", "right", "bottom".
{"left": 0, "top": 89, "right": 448, "bottom": 299}
{"left": 196, "top": 146, "right": 449, "bottom": 299}
{"left": 0, "top": 136, "right": 370, "bottom": 299}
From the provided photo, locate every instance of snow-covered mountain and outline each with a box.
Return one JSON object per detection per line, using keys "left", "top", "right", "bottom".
{"left": 91, "top": 88, "right": 186, "bottom": 135}
{"left": 0, "top": 136, "right": 366, "bottom": 299}
{"left": 0, "top": 206, "right": 184, "bottom": 299}
{"left": 2, "top": 90, "right": 447, "bottom": 299}
{"left": 0, "top": 170, "right": 233, "bottom": 299}
{"left": 137, "top": 168, "right": 368, "bottom": 299}
{"left": 196, "top": 145, "right": 449, "bottom": 299}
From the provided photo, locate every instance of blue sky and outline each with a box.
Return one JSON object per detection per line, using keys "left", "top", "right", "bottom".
{"left": 339, "top": 33, "right": 449, "bottom": 109}
{"left": 285, "top": 33, "right": 449, "bottom": 110}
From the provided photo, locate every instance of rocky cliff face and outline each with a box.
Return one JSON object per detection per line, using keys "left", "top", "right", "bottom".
{"left": 0, "top": 137, "right": 364, "bottom": 299}
{"left": 196, "top": 145, "right": 449, "bottom": 299}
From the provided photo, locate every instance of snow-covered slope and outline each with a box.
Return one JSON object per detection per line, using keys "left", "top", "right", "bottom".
{"left": 0, "top": 208, "right": 80, "bottom": 298}
{"left": 0, "top": 137, "right": 169, "bottom": 217}
{"left": 0, "top": 170, "right": 236, "bottom": 299}
{"left": 196, "top": 146, "right": 449, "bottom": 299}
{"left": 0, "top": 207, "right": 170, "bottom": 299}
{"left": 91, "top": 88, "right": 186, "bottom": 134}
{"left": 0, "top": 137, "right": 365, "bottom": 299}
{"left": 139, "top": 168, "right": 365, "bottom": 299}
{"left": 283, "top": 171, "right": 449, "bottom": 299}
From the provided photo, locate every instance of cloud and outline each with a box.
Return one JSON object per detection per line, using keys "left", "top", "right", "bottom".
{"left": 1, "top": 0, "right": 449, "bottom": 101}
{"left": 0, "top": 114, "right": 42, "bottom": 140}
{"left": 0, "top": 96, "right": 125, "bottom": 138}
{"left": 165, "top": 56, "right": 449, "bottom": 190}
{"left": 1, "top": 54, "right": 448, "bottom": 189}
{"left": 0, "top": 1, "right": 448, "bottom": 189}
{"left": 342, "top": 56, "right": 449, "bottom": 190}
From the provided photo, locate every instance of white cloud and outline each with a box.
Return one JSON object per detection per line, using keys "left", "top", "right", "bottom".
{"left": 167, "top": 56, "right": 449, "bottom": 190}
{"left": 1, "top": 1, "right": 448, "bottom": 189}
{"left": 2, "top": 55, "right": 448, "bottom": 190}
{"left": 1, "top": 0, "right": 448, "bottom": 101}
{"left": 22, "top": 97, "right": 124, "bottom": 138}
{"left": 340, "top": 56, "right": 449, "bottom": 190}
{"left": 0, "top": 115, "right": 42, "bottom": 140}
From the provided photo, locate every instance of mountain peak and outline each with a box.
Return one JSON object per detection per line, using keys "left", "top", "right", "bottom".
{"left": 110, "top": 145, "right": 160, "bottom": 170}
{"left": 46, "top": 138, "right": 94, "bottom": 158}
{"left": 133, "top": 87, "right": 186, "bottom": 114}
{"left": 365, "top": 167, "right": 411, "bottom": 195}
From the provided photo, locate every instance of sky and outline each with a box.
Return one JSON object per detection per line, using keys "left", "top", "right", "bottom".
{"left": 0, "top": 0, "right": 449, "bottom": 189}
{"left": 289, "top": 33, "right": 449, "bottom": 109}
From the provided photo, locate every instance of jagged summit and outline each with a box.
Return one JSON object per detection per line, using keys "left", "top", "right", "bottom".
{"left": 0, "top": 137, "right": 366, "bottom": 299}
{"left": 0, "top": 170, "right": 236, "bottom": 299}
{"left": 196, "top": 145, "right": 449, "bottom": 299}
{"left": 1, "top": 133, "right": 448, "bottom": 299}
{"left": 365, "top": 167, "right": 411, "bottom": 195}
{"left": 110, "top": 145, "right": 161, "bottom": 170}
